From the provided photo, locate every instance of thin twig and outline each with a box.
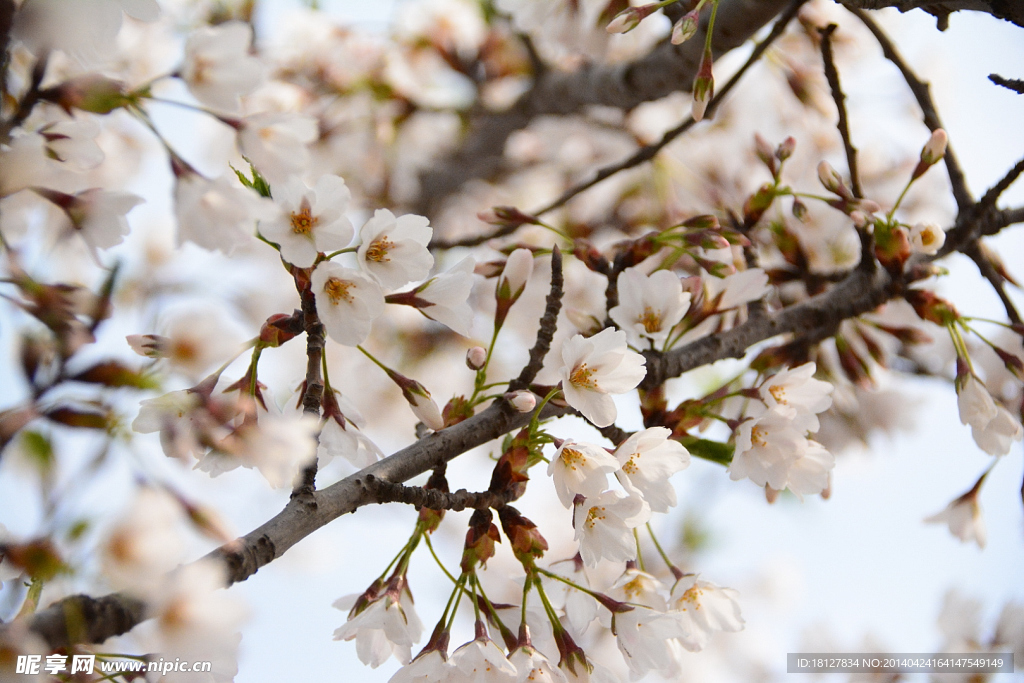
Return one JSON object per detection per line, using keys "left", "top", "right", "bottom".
{"left": 531, "top": 0, "right": 807, "bottom": 220}
{"left": 509, "top": 246, "right": 563, "bottom": 392}
{"left": 851, "top": 8, "right": 973, "bottom": 213}
{"left": 818, "top": 24, "right": 862, "bottom": 200}
{"left": 941, "top": 156, "right": 1024, "bottom": 255}
{"left": 964, "top": 241, "right": 1023, "bottom": 326}
{"left": 989, "top": 74, "right": 1024, "bottom": 95}
{"left": 429, "top": 0, "right": 806, "bottom": 250}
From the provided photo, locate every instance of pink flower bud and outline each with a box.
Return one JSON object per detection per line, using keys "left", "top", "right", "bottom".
{"left": 671, "top": 10, "right": 699, "bottom": 44}
{"left": 506, "top": 390, "right": 537, "bottom": 413}
{"left": 920, "top": 128, "right": 947, "bottom": 165}
{"left": 466, "top": 346, "right": 487, "bottom": 370}
{"left": 776, "top": 136, "right": 796, "bottom": 161}
{"left": 691, "top": 49, "right": 714, "bottom": 122}
{"left": 606, "top": 4, "right": 656, "bottom": 34}
{"left": 43, "top": 75, "right": 132, "bottom": 115}
{"left": 499, "top": 249, "right": 534, "bottom": 299}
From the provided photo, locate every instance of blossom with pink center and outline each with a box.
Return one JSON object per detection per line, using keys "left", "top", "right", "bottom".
{"left": 609, "top": 267, "right": 691, "bottom": 348}
{"left": 558, "top": 328, "right": 646, "bottom": 428}
{"left": 259, "top": 175, "right": 354, "bottom": 268}
{"left": 572, "top": 490, "right": 650, "bottom": 567}
{"left": 357, "top": 209, "right": 434, "bottom": 291}
{"left": 613, "top": 427, "right": 690, "bottom": 513}
{"left": 758, "top": 362, "right": 833, "bottom": 432}
{"left": 669, "top": 574, "right": 744, "bottom": 652}
{"left": 548, "top": 439, "right": 620, "bottom": 508}
{"left": 311, "top": 262, "right": 385, "bottom": 346}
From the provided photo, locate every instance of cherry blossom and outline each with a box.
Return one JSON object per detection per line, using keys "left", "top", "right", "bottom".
{"left": 311, "top": 262, "right": 386, "bottom": 346}
{"left": 909, "top": 222, "right": 946, "bottom": 255}
{"left": 237, "top": 113, "right": 318, "bottom": 182}
{"left": 669, "top": 574, "right": 745, "bottom": 652}
{"left": 549, "top": 439, "right": 620, "bottom": 508}
{"left": 449, "top": 636, "right": 517, "bottom": 682}
{"left": 925, "top": 493, "right": 986, "bottom": 549}
{"left": 613, "top": 427, "right": 690, "bottom": 513}
{"left": 612, "top": 606, "right": 683, "bottom": 679}
{"left": 729, "top": 407, "right": 808, "bottom": 491}
{"left": 181, "top": 21, "right": 265, "bottom": 112}
{"left": 334, "top": 582, "right": 424, "bottom": 668}
{"left": 608, "top": 267, "right": 691, "bottom": 348}
{"left": 173, "top": 169, "right": 273, "bottom": 253}
{"left": 971, "top": 405, "right": 1023, "bottom": 456}
{"left": 390, "top": 650, "right": 452, "bottom": 682}
{"left": 572, "top": 490, "right": 650, "bottom": 567}
{"left": 259, "top": 174, "right": 355, "bottom": 268}
{"left": 100, "top": 487, "right": 185, "bottom": 594}
{"left": 509, "top": 645, "right": 566, "bottom": 683}
{"left": 356, "top": 209, "right": 434, "bottom": 290}
{"left": 759, "top": 362, "right": 834, "bottom": 432}
{"left": 609, "top": 567, "right": 669, "bottom": 611}
{"left": 402, "top": 255, "right": 476, "bottom": 335}
{"left": 558, "top": 328, "right": 646, "bottom": 428}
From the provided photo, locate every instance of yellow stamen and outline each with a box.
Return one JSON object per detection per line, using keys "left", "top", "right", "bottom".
{"left": 290, "top": 199, "right": 319, "bottom": 236}
{"left": 570, "top": 363, "right": 598, "bottom": 390}
{"left": 323, "top": 277, "right": 354, "bottom": 305}
{"left": 639, "top": 306, "right": 662, "bottom": 334}
{"left": 365, "top": 236, "right": 395, "bottom": 263}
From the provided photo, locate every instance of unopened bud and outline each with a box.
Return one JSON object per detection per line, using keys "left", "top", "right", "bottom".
{"left": 754, "top": 134, "right": 777, "bottom": 175}
{"left": 42, "top": 75, "right": 132, "bottom": 115}
{"left": 126, "top": 333, "right": 169, "bottom": 358}
{"left": 606, "top": 4, "right": 656, "bottom": 34}
{"left": 494, "top": 248, "right": 534, "bottom": 329}
{"left": 921, "top": 129, "right": 947, "bottom": 165}
{"left": 817, "top": 160, "right": 850, "bottom": 198}
{"left": 776, "top": 136, "right": 796, "bottom": 161}
{"left": 466, "top": 346, "right": 487, "bottom": 370}
{"left": 671, "top": 9, "right": 699, "bottom": 44}
{"left": 912, "top": 129, "right": 948, "bottom": 180}
{"left": 506, "top": 390, "right": 536, "bottom": 413}
{"left": 791, "top": 197, "right": 809, "bottom": 222}
{"left": 849, "top": 210, "right": 869, "bottom": 228}
{"left": 691, "top": 49, "right": 714, "bottom": 122}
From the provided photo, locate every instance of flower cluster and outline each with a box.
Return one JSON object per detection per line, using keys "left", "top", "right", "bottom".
{"left": 729, "top": 363, "right": 836, "bottom": 498}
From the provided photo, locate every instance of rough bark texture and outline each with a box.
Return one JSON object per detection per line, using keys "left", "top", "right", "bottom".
{"left": 839, "top": 0, "right": 1024, "bottom": 28}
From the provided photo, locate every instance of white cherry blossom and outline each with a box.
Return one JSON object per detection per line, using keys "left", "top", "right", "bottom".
{"left": 613, "top": 427, "right": 690, "bottom": 513}
{"left": 174, "top": 170, "right": 272, "bottom": 253}
{"left": 785, "top": 440, "right": 835, "bottom": 500}
{"left": 729, "top": 407, "right": 807, "bottom": 490}
{"left": 957, "top": 372, "right": 998, "bottom": 429}
{"left": 237, "top": 113, "right": 318, "bottom": 182}
{"left": 573, "top": 490, "right": 650, "bottom": 567}
{"left": 225, "top": 412, "right": 320, "bottom": 488}
{"left": 259, "top": 174, "right": 355, "bottom": 268}
{"left": 405, "top": 255, "right": 476, "bottom": 336}
{"left": 181, "top": 21, "right": 265, "bottom": 112}
{"left": 390, "top": 650, "right": 452, "bottom": 682}
{"left": 669, "top": 574, "right": 744, "bottom": 652}
{"left": 971, "top": 405, "right": 1023, "bottom": 456}
{"left": 509, "top": 645, "right": 567, "bottom": 683}
{"left": 759, "top": 362, "right": 833, "bottom": 432}
{"left": 609, "top": 267, "right": 691, "bottom": 348}
{"left": 311, "top": 262, "right": 386, "bottom": 346}
{"left": 612, "top": 607, "right": 683, "bottom": 679}
{"left": 558, "top": 328, "right": 646, "bottom": 428}
{"left": 100, "top": 487, "right": 185, "bottom": 594}
{"left": 334, "top": 585, "right": 424, "bottom": 668}
{"left": 548, "top": 439, "right": 620, "bottom": 508}
{"left": 704, "top": 267, "right": 770, "bottom": 311}
{"left": 450, "top": 637, "right": 517, "bottom": 682}
{"left": 357, "top": 209, "right": 434, "bottom": 290}
{"left": 610, "top": 568, "right": 669, "bottom": 611}
{"left": 909, "top": 222, "right": 946, "bottom": 255}
{"left": 925, "top": 494, "right": 986, "bottom": 549}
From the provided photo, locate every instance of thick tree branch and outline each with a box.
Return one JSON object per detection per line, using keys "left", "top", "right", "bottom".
{"left": 415, "top": 0, "right": 793, "bottom": 218}
{"left": 359, "top": 474, "right": 517, "bottom": 511}
{"left": 838, "top": 0, "right": 1024, "bottom": 29}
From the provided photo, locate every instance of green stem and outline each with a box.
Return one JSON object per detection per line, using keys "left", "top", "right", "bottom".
{"left": 634, "top": 528, "right": 646, "bottom": 572}
{"left": 647, "top": 522, "right": 679, "bottom": 573}
{"left": 423, "top": 535, "right": 459, "bottom": 585}
{"left": 322, "top": 246, "right": 359, "bottom": 261}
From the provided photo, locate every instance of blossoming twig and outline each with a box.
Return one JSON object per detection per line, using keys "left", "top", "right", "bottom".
{"left": 509, "top": 246, "right": 563, "bottom": 392}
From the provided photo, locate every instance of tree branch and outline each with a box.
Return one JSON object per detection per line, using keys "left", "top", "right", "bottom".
{"left": 509, "top": 246, "right": 563, "bottom": 392}
{"left": 838, "top": 0, "right": 1024, "bottom": 30}
{"left": 415, "top": 0, "right": 793, "bottom": 218}
{"left": 359, "top": 474, "right": 517, "bottom": 511}
{"left": 852, "top": 8, "right": 974, "bottom": 213}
